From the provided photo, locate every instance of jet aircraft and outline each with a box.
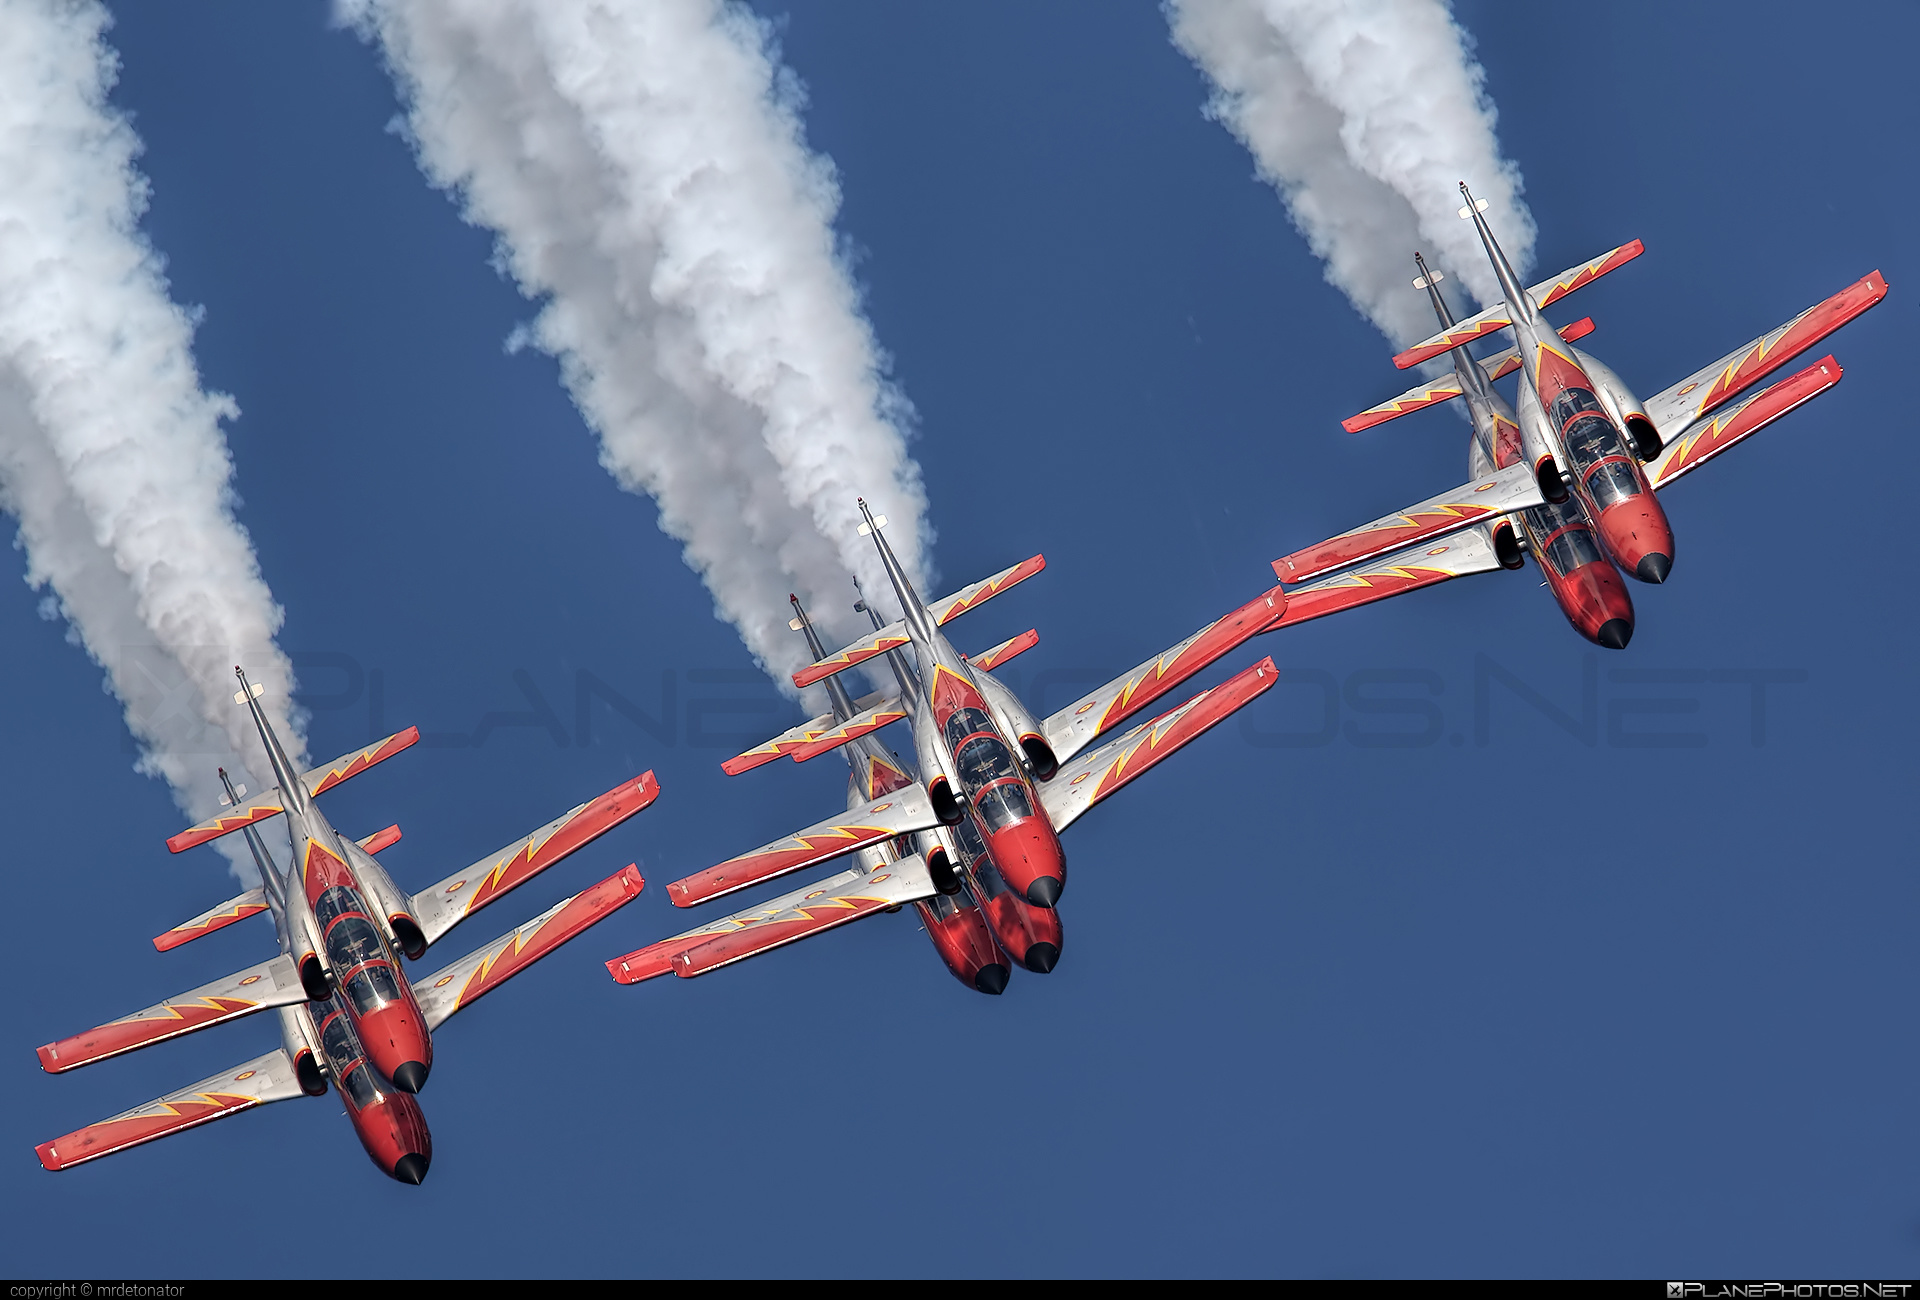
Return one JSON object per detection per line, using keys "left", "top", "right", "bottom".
{"left": 607, "top": 501, "right": 1284, "bottom": 988}
{"left": 35, "top": 669, "right": 658, "bottom": 1182}
{"left": 1265, "top": 183, "right": 1886, "bottom": 647}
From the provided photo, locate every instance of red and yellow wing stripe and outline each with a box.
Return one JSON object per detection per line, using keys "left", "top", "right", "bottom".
{"left": 304, "top": 727, "right": 419, "bottom": 797}
{"left": 1645, "top": 355, "right": 1841, "bottom": 491}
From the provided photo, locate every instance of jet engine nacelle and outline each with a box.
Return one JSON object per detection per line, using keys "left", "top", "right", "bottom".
{"left": 971, "top": 667, "right": 1057, "bottom": 780}
{"left": 1513, "top": 378, "right": 1572, "bottom": 504}
{"left": 287, "top": 889, "right": 336, "bottom": 1002}
{"left": 276, "top": 1004, "right": 330, "bottom": 1097}
{"left": 1570, "top": 346, "right": 1663, "bottom": 460}
{"left": 911, "top": 698, "right": 966, "bottom": 826}
{"left": 342, "top": 838, "right": 427, "bottom": 960}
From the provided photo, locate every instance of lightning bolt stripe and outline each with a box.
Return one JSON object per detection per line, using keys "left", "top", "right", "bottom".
{"left": 36, "top": 957, "right": 305, "bottom": 1074}
{"left": 304, "top": 727, "right": 420, "bottom": 797}
{"left": 152, "top": 896, "right": 269, "bottom": 952}
{"left": 665, "top": 785, "right": 939, "bottom": 907}
{"left": 930, "top": 553, "right": 1047, "bottom": 624}
{"left": 1532, "top": 240, "right": 1644, "bottom": 309}
{"left": 35, "top": 1050, "right": 305, "bottom": 1171}
{"left": 1345, "top": 317, "right": 1595, "bottom": 433}
{"left": 165, "top": 795, "right": 285, "bottom": 854}
{"left": 1393, "top": 314, "right": 1514, "bottom": 369}
{"left": 1645, "top": 356, "right": 1842, "bottom": 490}
{"left": 788, "top": 706, "right": 910, "bottom": 763}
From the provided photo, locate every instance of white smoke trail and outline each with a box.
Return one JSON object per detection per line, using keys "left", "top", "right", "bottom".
{"left": 344, "top": 0, "right": 931, "bottom": 684}
{"left": 1167, "top": 0, "right": 1534, "bottom": 345}
{"left": 0, "top": 0, "right": 304, "bottom": 875}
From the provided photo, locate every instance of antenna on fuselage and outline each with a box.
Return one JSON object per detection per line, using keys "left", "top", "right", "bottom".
{"left": 1413, "top": 251, "right": 1456, "bottom": 329}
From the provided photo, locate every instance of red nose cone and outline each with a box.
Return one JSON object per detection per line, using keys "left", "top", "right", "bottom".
{"left": 919, "top": 899, "right": 1013, "bottom": 996}
{"left": 979, "top": 889, "right": 1065, "bottom": 972}
{"left": 985, "top": 818, "right": 1066, "bottom": 908}
{"left": 1595, "top": 497, "right": 1676, "bottom": 584}
{"left": 1561, "top": 560, "right": 1637, "bottom": 648}
{"left": 348, "top": 1088, "right": 434, "bottom": 1184}
{"left": 357, "top": 1002, "right": 433, "bottom": 1093}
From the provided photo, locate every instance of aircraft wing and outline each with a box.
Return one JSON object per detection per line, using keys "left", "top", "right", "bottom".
{"left": 721, "top": 688, "right": 897, "bottom": 775}
{"left": 1344, "top": 317, "right": 1594, "bottom": 432}
{"left": 666, "top": 784, "right": 941, "bottom": 908}
{"left": 1267, "top": 523, "right": 1508, "bottom": 631}
{"left": 1644, "top": 271, "right": 1885, "bottom": 441}
{"left": 1644, "top": 356, "right": 1842, "bottom": 492}
{"left": 1041, "top": 657, "right": 1277, "bottom": 834}
{"left": 1042, "top": 584, "right": 1286, "bottom": 768}
{"left": 412, "top": 865, "right": 645, "bottom": 1031}
{"left": 36, "top": 955, "right": 308, "bottom": 1073}
{"left": 409, "top": 770, "right": 658, "bottom": 948}
{"left": 165, "top": 728, "right": 421, "bottom": 853}
{"left": 1393, "top": 241, "right": 1643, "bottom": 369}
{"left": 1272, "top": 460, "right": 1538, "bottom": 586}
{"left": 792, "top": 555, "right": 1046, "bottom": 688}
{"left": 37, "top": 1048, "right": 309, "bottom": 1172}
{"left": 611, "top": 856, "right": 937, "bottom": 983}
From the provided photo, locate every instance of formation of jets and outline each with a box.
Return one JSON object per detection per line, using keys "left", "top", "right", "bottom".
{"left": 28, "top": 191, "right": 1885, "bottom": 1182}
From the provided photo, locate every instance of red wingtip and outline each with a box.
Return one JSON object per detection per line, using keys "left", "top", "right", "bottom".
{"left": 34, "top": 1045, "right": 58, "bottom": 1074}
{"left": 35, "top": 1140, "right": 63, "bottom": 1172}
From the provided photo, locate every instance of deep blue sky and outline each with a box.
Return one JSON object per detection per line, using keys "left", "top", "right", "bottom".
{"left": 2, "top": 0, "right": 1912, "bottom": 1278}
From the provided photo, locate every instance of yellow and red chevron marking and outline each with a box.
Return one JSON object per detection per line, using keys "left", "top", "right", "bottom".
{"left": 789, "top": 706, "right": 910, "bottom": 763}
{"left": 1086, "top": 657, "right": 1277, "bottom": 804}
{"left": 458, "top": 771, "right": 658, "bottom": 919}
{"left": 37, "top": 1088, "right": 270, "bottom": 1170}
{"left": 1534, "top": 240, "right": 1644, "bottom": 310}
{"left": 446, "top": 865, "right": 644, "bottom": 1012}
{"left": 932, "top": 554, "right": 1046, "bottom": 624}
{"left": 1648, "top": 356, "right": 1841, "bottom": 490}
{"left": 1090, "top": 585, "right": 1285, "bottom": 736}
{"left": 1683, "top": 272, "right": 1885, "bottom": 420}
{"left": 792, "top": 633, "right": 911, "bottom": 688}
{"left": 669, "top": 823, "right": 901, "bottom": 906}
{"left": 166, "top": 796, "right": 284, "bottom": 854}
{"left": 38, "top": 996, "right": 265, "bottom": 1074}
{"left": 301, "top": 840, "right": 356, "bottom": 900}
{"left": 861, "top": 753, "right": 915, "bottom": 800}
{"left": 970, "top": 627, "right": 1039, "bottom": 672}
{"left": 1530, "top": 339, "right": 1591, "bottom": 406}
{"left": 1343, "top": 377, "right": 1467, "bottom": 433}
{"left": 1394, "top": 314, "right": 1514, "bottom": 369}
{"left": 306, "top": 726, "right": 420, "bottom": 797}
{"left": 670, "top": 893, "right": 895, "bottom": 977}
{"left": 152, "top": 900, "right": 269, "bottom": 952}
{"left": 722, "top": 719, "right": 845, "bottom": 775}
{"left": 1274, "top": 496, "right": 1503, "bottom": 584}
{"left": 1272, "top": 563, "right": 1462, "bottom": 630}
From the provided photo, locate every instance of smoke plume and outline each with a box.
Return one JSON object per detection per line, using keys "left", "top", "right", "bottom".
{"left": 0, "top": 0, "right": 305, "bottom": 874}
{"left": 1167, "top": 0, "right": 1534, "bottom": 345}
{"left": 345, "top": 0, "right": 932, "bottom": 683}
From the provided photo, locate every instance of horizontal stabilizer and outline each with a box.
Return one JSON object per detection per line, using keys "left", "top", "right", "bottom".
{"left": 166, "top": 727, "right": 421, "bottom": 853}
{"left": 1644, "top": 271, "right": 1885, "bottom": 440}
{"left": 611, "top": 857, "right": 936, "bottom": 983}
{"left": 666, "top": 783, "right": 940, "bottom": 908}
{"left": 1268, "top": 523, "right": 1507, "bottom": 630}
{"left": 1040, "top": 657, "right": 1277, "bottom": 833}
{"left": 969, "top": 627, "right": 1039, "bottom": 672}
{"left": 152, "top": 888, "right": 267, "bottom": 952}
{"left": 37, "top": 1048, "right": 307, "bottom": 1172}
{"left": 788, "top": 696, "right": 909, "bottom": 764}
{"left": 1393, "top": 241, "right": 1642, "bottom": 368}
{"left": 410, "top": 770, "right": 658, "bottom": 947}
{"left": 151, "top": 823, "right": 400, "bottom": 953}
{"left": 1644, "top": 355, "right": 1841, "bottom": 491}
{"left": 37, "top": 954, "right": 307, "bottom": 1073}
{"left": 1043, "top": 584, "right": 1285, "bottom": 768}
{"left": 413, "top": 864, "right": 644, "bottom": 1031}
{"left": 1344, "top": 317, "right": 1595, "bottom": 432}
{"left": 793, "top": 555, "right": 1046, "bottom": 688}
{"left": 721, "top": 688, "right": 897, "bottom": 775}
{"left": 1272, "top": 460, "right": 1541, "bottom": 586}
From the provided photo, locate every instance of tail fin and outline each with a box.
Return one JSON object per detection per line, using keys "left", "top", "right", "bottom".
{"left": 1392, "top": 240, "right": 1642, "bottom": 369}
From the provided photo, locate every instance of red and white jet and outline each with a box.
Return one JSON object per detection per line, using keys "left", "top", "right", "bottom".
{"left": 34, "top": 669, "right": 657, "bottom": 1183}
{"left": 1267, "top": 184, "right": 1886, "bottom": 647}
{"left": 607, "top": 502, "right": 1285, "bottom": 989}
